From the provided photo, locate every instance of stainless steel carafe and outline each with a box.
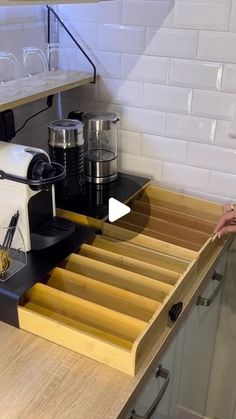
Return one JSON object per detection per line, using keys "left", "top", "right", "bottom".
{"left": 48, "top": 119, "right": 84, "bottom": 199}
{"left": 83, "top": 112, "right": 119, "bottom": 184}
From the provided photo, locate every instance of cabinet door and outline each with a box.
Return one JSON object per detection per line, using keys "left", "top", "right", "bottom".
{"left": 205, "top": 243, "right": 236, "bottom": 419}
{"left": 128, "top": 324, "right": 185, "bottom": 419}
{"left": 176, "top": 252, "right": 227, "bottom": 418}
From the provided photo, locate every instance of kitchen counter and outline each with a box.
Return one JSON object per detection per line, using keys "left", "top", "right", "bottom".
{"left": 0, "top": 234, "right": 230, "bottom": 419}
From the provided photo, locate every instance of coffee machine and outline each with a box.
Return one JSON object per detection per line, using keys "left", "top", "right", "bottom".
{"left": 0, "top": 141, "right": 75, "bottom": 251}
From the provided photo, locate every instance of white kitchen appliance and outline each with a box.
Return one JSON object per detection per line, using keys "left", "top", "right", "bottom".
{"left": 0, "top": 141, "right": 75, "bottom": 251}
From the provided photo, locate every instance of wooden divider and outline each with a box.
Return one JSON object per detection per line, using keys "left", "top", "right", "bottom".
{"left": 22, "top": 283, "right": 146, "bottom": 344}
{"left": 115, "top": 220, "right": 202, "bottom": 251}
{"left": 79, "top": 244, "right": 180, "bottom": 285}
{"left": 102, "top": 223, "right": 198, "bottom": 261}
{"left": 131, "top": 200, "right": 216, "bottom": 234}
{"left": 115, "top": 211, "right": 209, "bottom": 245}
{"left": 139, "top": 185, "right": 222, "bottom": 222}
{"left": 91, "top": 235, "right": 189, "bottom": 273}
{"left": 47, "top": 267, "right": 159, "bottom": 321}
{"left": 63, "top": 253, "right": 173, "bottom": 302}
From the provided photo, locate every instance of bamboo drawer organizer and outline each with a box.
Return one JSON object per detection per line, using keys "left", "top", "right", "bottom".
{"left": 18, "top": 185, "right": 225, "bottom": 375}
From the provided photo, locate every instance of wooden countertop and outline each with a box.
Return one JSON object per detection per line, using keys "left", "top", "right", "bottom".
{"left": 0, "top": 236, "right": 230, "bottom": 419}
{"left": 0, "top": 321, "right": 155, "bottom": 419}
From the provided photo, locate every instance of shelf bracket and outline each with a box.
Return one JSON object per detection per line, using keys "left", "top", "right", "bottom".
{"left": 46, "top": 5, "right": 96, "bottom": 84}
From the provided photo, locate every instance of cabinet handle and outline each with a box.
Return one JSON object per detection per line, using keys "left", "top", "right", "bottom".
{"left": 197, "top": 272, "right": 224, "bottom": 307}
{"left": 128, "top": 365, "right": 170, "bottom": 419}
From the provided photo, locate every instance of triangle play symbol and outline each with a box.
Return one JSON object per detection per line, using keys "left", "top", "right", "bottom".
{"left": 108, "top": 198, "right": 131, "bottom": 223}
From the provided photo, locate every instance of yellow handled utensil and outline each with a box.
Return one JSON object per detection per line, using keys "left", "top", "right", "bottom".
{"left": 0, "top": 248, "right": 10, "bottom": 279}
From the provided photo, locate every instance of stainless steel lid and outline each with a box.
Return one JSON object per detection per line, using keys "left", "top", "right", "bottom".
{"left": 48, "top": 119, "right": 84, "bottom": 148}
{"left": 82, "top": 112, "right": 119, "bottom": 131}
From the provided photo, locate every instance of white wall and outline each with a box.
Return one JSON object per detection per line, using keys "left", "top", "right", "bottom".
{"left": 56, "top": 0, "right": 236, "bottom": 203}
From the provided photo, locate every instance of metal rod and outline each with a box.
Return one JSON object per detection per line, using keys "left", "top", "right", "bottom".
{"left": 47, "top": 6, "right": 51, "bottom": 44}
{"left": 46, "top": 5, "right": 96, "bottom": 84}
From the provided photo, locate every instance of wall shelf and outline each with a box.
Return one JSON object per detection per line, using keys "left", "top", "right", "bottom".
{"left": 0, "top": 71, "right": 93, "bottom": 112}
{"left": 1, "top": 0, "right": 101, "bottom": 5}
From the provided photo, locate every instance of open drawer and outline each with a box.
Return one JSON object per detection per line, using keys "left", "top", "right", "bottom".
{"left": 18, "top": 185, "right": 227, "bottom": 375}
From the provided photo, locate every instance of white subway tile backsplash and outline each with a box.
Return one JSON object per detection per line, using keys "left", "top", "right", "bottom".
{"left": 122, "top": 0, "right": 173, "bottom": 27}
{"left": 121, "top": 54, "right": 168, "bottom": 83}
{"left": 69, "top": 48, "right": 82, "bottom": 71}
{"left": 162, "top": 162, "right": 210, "bottom": 191}
{"left": 98, "top": 78, "right": 143, "bottom": 107}
{"left": 221, "top": 64, "right": 236, "bottom": 93}
{"left": 0, "top": 25, "right": 24, "bottom": 55}
{"left": 23, "top": 23, "right": 47, "bottom": 50}
{"left": 209, "top": 171, "right": 236, "bottom": 198}
{"left": 120, "top": 106, "right": 166, "bottom": 135}
{"left": 173, "top": 3, "right": 230, "bottom": 30}
{"left": 183, "top": 188, "right": 228, "bottom": 205}
{"left": 141, "top": 134, "right": 187, "bottom": 163}
{"left": 118, "top": 130, "right": 142, "bottom": 155}
{"left": 76, "top": 83, "right": 98, "bottom": 100}
{"left": 143, "top": 83, "right": 191, "bottom": 113}
{"left": 75, "top": 1, "right": 122, "bottom": 24}
{"left": 76, "top": 48, "right": 96, "bottom": 73}
{"left": 187, "top": 142, "right": 236, "bottom": 174}
{"left": 57, "top": 5, "right": 76, "bottom": 21}
{"left": 192, "top": 90, "right": 236, "bottom": 120}
{"left": 118, "top": 152, "right": 162, "bottom": 181}
{"left": 215, "top": 120, "right": 236, "bottom": 148}
{"left": 229, "top": 0, "right": 236, "bottom": 32}
{"left": 146, "top": 27, "right": 198, "bottom": 59}
{"left": 165, "top": 113, "right": 216, "bottom": 143}
{"left": 59, "top": 21, "right": 98, "bottom": 50}
{"left": 198, "top": 31, "right": 236, "bottom": 63}
{"left": 169, "top": 59, "right": 222, "bottom": 91}
{"left": 99, "top": 24, "right": 145, "bottom": 53}
{"left": 96, "top": 51, "right": 121, "bottom": 78}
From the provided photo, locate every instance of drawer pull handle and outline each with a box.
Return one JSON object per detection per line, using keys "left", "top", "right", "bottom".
{"left": 128, "top": 365, "right": 170, "bottom": 419}
{"left": 197, "top": 272, "right": 224, "bottom": 307}
{"left": 169, "top": 301, "right": 183, "bottom": 322}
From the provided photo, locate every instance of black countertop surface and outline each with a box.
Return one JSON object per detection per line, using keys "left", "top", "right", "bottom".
{"left": 56, "top": 172, "right": 150, "bottom": 220}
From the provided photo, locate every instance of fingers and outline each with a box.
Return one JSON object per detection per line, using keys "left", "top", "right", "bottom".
{"left": 214, "top": 210, "right": 236, "bottom": 234}
{"left": 223, "top": 203, "right": 234, "bottom": 213}
{"left": 218, "top": 224, "right": 236, "bottom": 237}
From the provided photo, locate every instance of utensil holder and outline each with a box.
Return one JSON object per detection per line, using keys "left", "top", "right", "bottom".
{"left": 0, "top": 225, "right": 27, "bottom": 282}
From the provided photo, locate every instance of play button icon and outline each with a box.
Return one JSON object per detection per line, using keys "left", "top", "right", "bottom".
{"left": 108, "top": 198, "right": 131, "bottom": 223}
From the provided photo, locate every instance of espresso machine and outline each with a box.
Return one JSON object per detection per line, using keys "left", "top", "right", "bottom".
{"left": 0, "top": 141, "right": 75, "bottom": 251}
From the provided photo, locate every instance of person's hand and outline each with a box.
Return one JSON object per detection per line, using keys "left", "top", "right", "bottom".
{"left": 214, "top": 203, "right": 236, "bottom": 238}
